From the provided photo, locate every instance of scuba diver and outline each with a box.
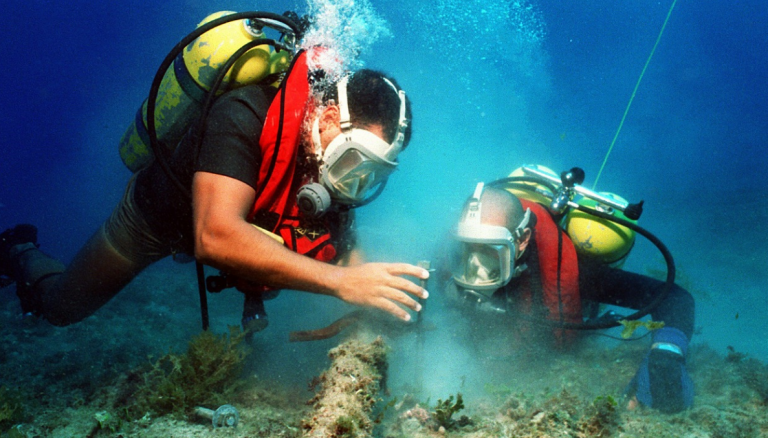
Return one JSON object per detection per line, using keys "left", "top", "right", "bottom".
{"left": 0, "top": 11, "right": 428, "bottom": 336}
{"left": 445, "top": 166, "right": 695, "bottom": 414}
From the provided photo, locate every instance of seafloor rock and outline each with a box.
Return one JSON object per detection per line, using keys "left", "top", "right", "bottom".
{"left": 301, "top": 335, "right": 388, "bottom": 438}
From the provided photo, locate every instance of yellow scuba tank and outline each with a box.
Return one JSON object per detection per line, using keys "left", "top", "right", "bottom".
{"left": 564, "top": 192, "right": 637, "bottom": 268}
{"left": 504, "top": 165, "right": 638, "bottom": 267}
{"left": 119, "top": 11, "right": 293, "bottom": 172}
{"left": 504, "top": 164, "right": 559, "bottom": 205}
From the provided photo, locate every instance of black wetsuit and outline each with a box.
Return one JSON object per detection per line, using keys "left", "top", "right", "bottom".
{"left": 498, "top": 236, "right": 695, "bottom": 339}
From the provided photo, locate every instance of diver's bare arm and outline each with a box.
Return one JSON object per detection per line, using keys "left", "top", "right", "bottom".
{"left": 191, "top": 171, "right": 428, "bottom": 321}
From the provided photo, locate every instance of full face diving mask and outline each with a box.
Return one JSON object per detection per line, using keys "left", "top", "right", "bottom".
{"left": 450, "top": 182, "right": 531, "bottom": 298}
{"left": 298, "top": 75, "right": 408, "bottom": 217}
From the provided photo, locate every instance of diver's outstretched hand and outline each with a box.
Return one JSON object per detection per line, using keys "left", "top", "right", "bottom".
{"left": 331, "top": 263, "right": 429, "bottom": 321}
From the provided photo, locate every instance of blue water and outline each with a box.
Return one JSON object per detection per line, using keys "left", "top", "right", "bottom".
{"left": 1, "top": 0, "right": 766, "bottom": 382}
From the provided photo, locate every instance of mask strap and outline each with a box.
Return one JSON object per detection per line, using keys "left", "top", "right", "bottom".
{"left": 513, "top": 208, "right": 532, "bottom": 240}
{"left": 336, "top": 74, "right": 408, "bottom": 153}
{"left": 336, "top": 76, "right": 352, "bottom": 131}
{"left": 511, "top": 262, "right": 528, "bottom": 278}
{"left": 465, "top": 182, "right": 485, "bottom": 226}
{"left": 382, "top": 77, "right": 408, "bottom": 153}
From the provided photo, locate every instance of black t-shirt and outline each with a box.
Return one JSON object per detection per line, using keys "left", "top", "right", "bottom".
{"left": 133, "top": 85, "right": 275, "bottom": 253}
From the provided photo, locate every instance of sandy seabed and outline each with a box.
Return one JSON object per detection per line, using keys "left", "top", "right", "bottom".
{"left": 1, "top": 261, "right": 766, "bottom": 438}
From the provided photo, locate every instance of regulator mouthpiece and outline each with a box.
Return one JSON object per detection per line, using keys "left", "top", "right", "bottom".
{"left": 297, "top": 182, "right": 333, "bottom": 217}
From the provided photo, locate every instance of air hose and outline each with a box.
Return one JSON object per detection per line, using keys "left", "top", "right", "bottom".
{"left": 566, "top": 202, "right": 675, "bottom": 330}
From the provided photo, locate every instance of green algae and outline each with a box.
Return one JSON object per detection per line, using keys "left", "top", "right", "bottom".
{"left": 618, "top": 319, "right": 665, "bottom": 339}
{"left": 0, "top": 387, "right": 24, "bottom": 432}
{"left": 121, "top": 326, "right": 248, "bottom": 420}
{"left": 432, "top": 393, "right": 465, "bottom": 430}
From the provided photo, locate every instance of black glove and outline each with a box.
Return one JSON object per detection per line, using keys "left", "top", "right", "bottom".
{"left": 626, "top": 327, "right": 694, "bottom": 413}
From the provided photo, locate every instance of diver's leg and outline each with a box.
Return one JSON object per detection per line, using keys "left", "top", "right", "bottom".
{"left": 13, "top": 224, "right": 153, "bottom": 326}
{"left": 582, "top": 265, "right": 695, "bottom": 338}
{"left": 6, "top": 176, "right": 169, "bottom": 326}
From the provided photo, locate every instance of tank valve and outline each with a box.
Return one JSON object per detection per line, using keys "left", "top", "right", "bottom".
{"left": 550, "top": 167, "right": 586, "bottom": 215}
{"left": 195, "top": 404, "right": 240, "bottom": 428}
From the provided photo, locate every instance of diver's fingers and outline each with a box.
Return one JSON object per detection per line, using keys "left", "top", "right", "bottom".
{"left": 369, "top": 291, "right": 423, "bottom": 322}
{"left": 376, "top": 298, "right": 413, "bottom": 322}
{"left": 384, "top": 271, "right": 429, "bottom": 300}
{"left": 383, "top": 286, "right": 423, "bottom": 313}
{"left": 384, "top": 262, "right": 430, "bottom": 281}
{"left": 332, "top": 263, "right": 429, "bottom": 321}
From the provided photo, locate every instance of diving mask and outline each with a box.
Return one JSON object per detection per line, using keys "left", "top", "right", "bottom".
{"left": 450, "top": 182, "right": 531, "bottom": 294}
{"left": 314, "top": 75, "right": 407, "bottom": 205}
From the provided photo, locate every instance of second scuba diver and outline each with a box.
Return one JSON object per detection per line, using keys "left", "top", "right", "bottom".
{"left": 444, "top": 167, "right": 695, "bottom": 414}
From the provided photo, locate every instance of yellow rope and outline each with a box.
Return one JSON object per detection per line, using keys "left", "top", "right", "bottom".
{"left": 592, "top": 0, "right": 679, "bottom": 190}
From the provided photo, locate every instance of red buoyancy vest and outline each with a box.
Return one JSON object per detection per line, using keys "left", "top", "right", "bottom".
{"left": 518, "top": 199, "right": 582, "bottom": 343}
{"left": 248, "top": 51, "right": 308, "bottom": 228}
{"left": 246, "top": 49, "right": 339, "bottom": 269}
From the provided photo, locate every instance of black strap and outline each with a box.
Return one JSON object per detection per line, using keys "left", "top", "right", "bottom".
{"left": 174, "top": 51, "right": 209, "bottom": 103}
{"left": 196, "top": 261, "right": 209, "bottom": 330}
{"left": 195, "top": 50, "right": 306, "bottom": 330}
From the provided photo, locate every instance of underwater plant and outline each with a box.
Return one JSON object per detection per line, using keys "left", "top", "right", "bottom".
{"left": 735, "top": 355, "right": 768, "bottom": 404}
{"left": 578, "top": 395, "right": 619, "bottom": 436}
{"left": 121, "top": 326, "right": 248, "bottom": 420}
{"left": 0, "top": 386, "right": 24, "bottom": 431}
{"left": 432, "top": 393, "right": 465, "bottom": 430}
{"left": 726, "top": 345, "right": 748, "bottom": 363}
{"left": 618, "top": 319, "right": 665, "bottom": 339}
{"left": 93, "top": 410, "right": 122, "bottom": 434}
